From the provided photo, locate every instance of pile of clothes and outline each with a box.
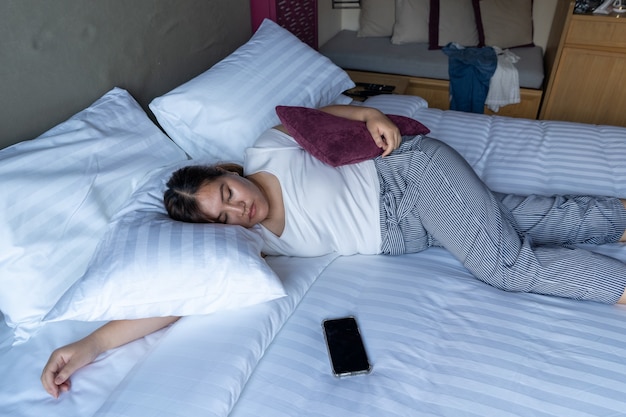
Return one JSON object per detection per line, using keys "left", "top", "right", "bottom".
{"left": 442, "top": 43, "right": 521, "bottom": 114}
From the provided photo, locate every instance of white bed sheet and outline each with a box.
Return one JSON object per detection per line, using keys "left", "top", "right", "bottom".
{"left": 230, "top": 247, "right": 626, "bottom": 417}
{"left": 0, "top": 254, "right": 336, "bottom": 417}
{"left": 94, "top": 254, "right": 336, "bottom": 417}
{"left": 0, "top": 316, "right": 165, "bottom": 417}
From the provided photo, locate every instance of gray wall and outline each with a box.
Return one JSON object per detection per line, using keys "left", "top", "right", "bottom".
{"left": 0, "top": 0, "right": 251, "bottom": 149}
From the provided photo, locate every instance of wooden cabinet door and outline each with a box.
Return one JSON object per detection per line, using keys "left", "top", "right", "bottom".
{"left": 542, "top": 46, "right": 626, "bottom": 126}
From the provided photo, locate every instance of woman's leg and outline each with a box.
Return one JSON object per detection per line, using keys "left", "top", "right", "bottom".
{"left": 414, "top": 137, "right": 626, "bottom": 304}
{"left": 494, "top": 193, "right": 626, "bottom": 246}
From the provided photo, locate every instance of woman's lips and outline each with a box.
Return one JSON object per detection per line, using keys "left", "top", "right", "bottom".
{"left": 249, "top": 203, "right": 256, "bottom": 221}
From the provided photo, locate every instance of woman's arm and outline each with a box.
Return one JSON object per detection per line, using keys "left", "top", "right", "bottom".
{"left": 274, "top": 105, "right": 402, "bottom": 157}
{"left": 319, "top": 105, "right": 402, "bottom": 157}
{"left": 41, "top": 316, "right": 179, "bottom": 398}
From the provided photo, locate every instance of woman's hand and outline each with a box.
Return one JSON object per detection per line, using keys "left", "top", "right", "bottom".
{"left": 41, "top": 316, "right": 180, "bottom": 398}
{"left": 41, "top": 336, "right": 102, "bottom": 398}
{"left": 363, "top": 109, "right": 401, "bottom": 157}
{"left": 320, "top": 105, "right": 402, "bottom": 157}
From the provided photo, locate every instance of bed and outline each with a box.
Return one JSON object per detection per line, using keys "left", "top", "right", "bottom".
{"left": 2, "top": 3, "right": 626, "bottom": 417}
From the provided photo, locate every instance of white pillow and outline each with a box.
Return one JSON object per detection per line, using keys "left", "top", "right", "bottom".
{"left": 360, "top": 94, "right": 429, "bottom": 118}
{"left": 358, "top": 0, "right": 396, "bottom": 37}
{"left": 149, "top": 19, "right": 355, "bottom": 163}
{"left": 0, "top": 88, "right": 188, "bottom": 343}
{"left": 45, "top": 161, "right": 285, "bottom": 322}
{"left": 429, "top": 0, "right": 481, "bottom": 49}
{"left": 479, "top": 0, "right": 533, "bottom": 49}
{"left": 391, "top": 0, "right": 430, "bottom": 45}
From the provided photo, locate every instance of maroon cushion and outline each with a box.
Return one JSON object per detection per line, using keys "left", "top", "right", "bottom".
{"left": 275, "top": 106, "right": 430, "bottom": 167}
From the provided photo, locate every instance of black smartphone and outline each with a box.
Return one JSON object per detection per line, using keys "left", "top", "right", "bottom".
{"left": 322, "top": 316, "right": 372, "bottom": 377}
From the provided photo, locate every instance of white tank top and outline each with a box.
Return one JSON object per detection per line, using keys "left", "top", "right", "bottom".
{"left": 244, "top": 128, "right": 381, "bottom": 257}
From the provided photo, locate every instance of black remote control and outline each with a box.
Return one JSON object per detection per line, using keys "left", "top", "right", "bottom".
{"left": 350, "top": 90, "right": 393, "bottom": 98}
{"left": 355, "top": 82, "right": 395, "bottom": 92}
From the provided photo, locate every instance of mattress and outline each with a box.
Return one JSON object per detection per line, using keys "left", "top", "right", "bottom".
{"left": 100, "top": 106, "right": 626, "bottom": 416}
{"left": 4, "top": 100, "right": 626, "bottom": 417}
{"left": 319, "top": 30, "right": 545, "bottom": 90}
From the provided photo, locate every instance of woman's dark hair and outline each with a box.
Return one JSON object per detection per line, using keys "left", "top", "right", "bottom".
{"left": 164, "top": 163, "right": 244, "bottom": 223}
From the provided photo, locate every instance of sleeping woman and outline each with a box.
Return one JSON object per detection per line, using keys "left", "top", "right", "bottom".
{"left": 42, "top": 104, "right": 626, "bottom": 398}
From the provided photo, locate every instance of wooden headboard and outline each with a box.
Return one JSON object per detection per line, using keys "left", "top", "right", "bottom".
{"left": 0, "top": 0, "right": 251, "bottom": 150}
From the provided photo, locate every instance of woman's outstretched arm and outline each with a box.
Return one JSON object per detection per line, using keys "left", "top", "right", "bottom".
{"left": 41, "top": 316, "right": 179, "bottom": 398}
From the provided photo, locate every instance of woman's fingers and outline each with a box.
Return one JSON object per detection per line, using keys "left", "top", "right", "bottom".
{"left": 377, "top": 128, "right": 401, "bottom": 157}
{"left": 41, "top": 353, "right": 68, "bottom": 398}
{"left": 366, "top": 113, "right": 401, "bottom": 157}
{"left": 41, "top": 338, "right": 100, "bottom": 398}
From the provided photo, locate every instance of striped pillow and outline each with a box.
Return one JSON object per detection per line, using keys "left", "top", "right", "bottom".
{"left": 0, "top": 88, "right": 187, "bottom": 343}
{"left": 45, "top": 161, "right": 285, "bottom": 323}
{"left": 149, "top": 19, "right": 355, "bottom": 163}
{"left": 412, "top": 107, "right": 626, "bottom": 198}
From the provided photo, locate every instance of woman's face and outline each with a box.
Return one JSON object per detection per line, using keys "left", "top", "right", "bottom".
{"left": 195, "top": 173, "right": 269, "bottom": 228}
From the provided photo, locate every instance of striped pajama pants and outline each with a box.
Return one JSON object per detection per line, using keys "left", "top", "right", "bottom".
{"left": 375, "top": 136, "right": 626, "bottom": 303}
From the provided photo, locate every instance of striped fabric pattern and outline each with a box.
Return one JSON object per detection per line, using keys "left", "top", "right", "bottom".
{"left": 224, "top": 108, "right": 626, "bottom": 416}
{"left": 374, "top": 135, "right": 626, "bottom": 303}
{"left": 229, "top": 248, "right": 626, "bottom": 417}
{"left": 412, "top": 108, "right": 626, "bottom": 198}
{"left": 0, "top": 88, "right": 187, "bottom": 341}
{"left": 44, "top": 159, "right": 285, "bottom": 323}
{"left": 94, "top": 254, "right": 338, "bottom": 417}
{"left": 45, "top": 214, "right": 285, "bottom": 322}
{"left": 355, "top": 104, "right": 626, "bottom": 199}
{"left": 69, "top": 102, "right": 626, "bottom": 416}
{"left": 357, "top": 94, "right": 429, "bottom": 117}
{"left": 149, "top": 19, "right": 355, "bottom": 163}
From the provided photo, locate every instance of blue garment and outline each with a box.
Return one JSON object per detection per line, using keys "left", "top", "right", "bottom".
{"left": 375, "top": 136, "right": 626, "bottom": 303}
{"left": 442, "top": 43, "right": 497, "bottom": 114}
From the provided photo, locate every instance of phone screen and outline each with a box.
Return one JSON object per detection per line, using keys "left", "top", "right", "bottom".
{"left": 322, "top": 316, "right": 372, "bottom": 377}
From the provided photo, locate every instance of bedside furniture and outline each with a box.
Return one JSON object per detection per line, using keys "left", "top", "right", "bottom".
{"left": 320, "top": 30, "right": 546, "bottom": 119}
{"left": 344, "top": 70, "right": 409, "bottom": 101}
{"left": 540, "top": 1, "right": 626, "bottom": 127}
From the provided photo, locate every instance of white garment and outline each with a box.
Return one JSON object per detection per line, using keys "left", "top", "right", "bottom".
{"left": 485, "top": 47, "right": 521, "bottom": 112}
{"left": 244, "top": 128, "right": 381, "bottom": 257}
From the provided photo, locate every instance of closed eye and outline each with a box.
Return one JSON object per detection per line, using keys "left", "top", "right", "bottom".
{"left": 217, "top": 184, "right": 232, "bottom": 224}
{"left": 224, "top": 187, "right": 233, "bottom": 223}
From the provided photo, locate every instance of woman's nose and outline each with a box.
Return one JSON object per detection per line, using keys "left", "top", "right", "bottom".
{"left": 226, "top": 201, "right": 245, "bottom": 216}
